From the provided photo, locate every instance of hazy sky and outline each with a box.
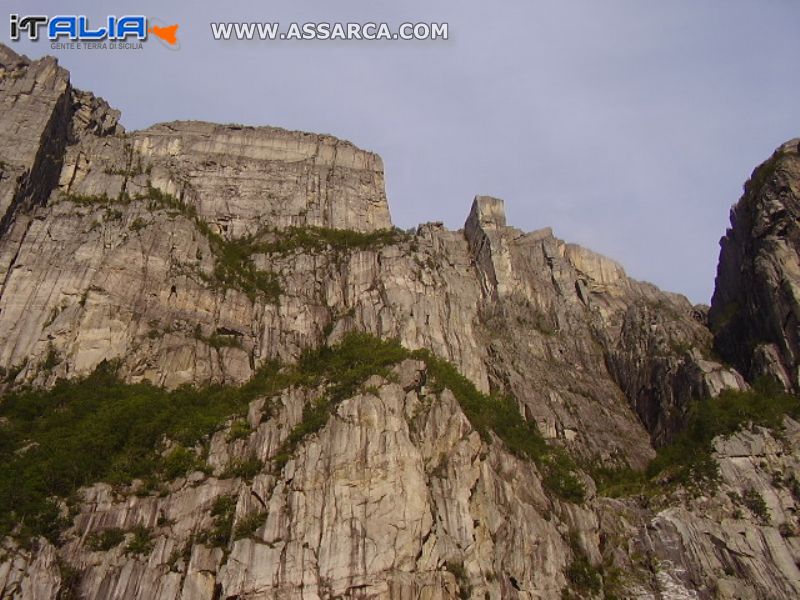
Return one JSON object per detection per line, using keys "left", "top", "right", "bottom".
{"left": 5, "top": 1, "right": 800, "bottom": 303}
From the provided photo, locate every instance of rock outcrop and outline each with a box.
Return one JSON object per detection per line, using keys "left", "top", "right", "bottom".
{"left": 710, "top": 139, "right": 800, "bottom": 390}
{"left": 0, "top": 45, "right": 798, "bottom": 599}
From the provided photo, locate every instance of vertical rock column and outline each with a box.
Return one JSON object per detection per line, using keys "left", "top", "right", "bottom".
{"left": 464, "top": 195, "right": 514, "bottom": 299}
{"left": 0, "top": 46, "right": 73, "bottom": 233}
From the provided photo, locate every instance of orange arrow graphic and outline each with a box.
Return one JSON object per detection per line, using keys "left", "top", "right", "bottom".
{"left": 149, "top": 24, "right": 179, "bottom": 45}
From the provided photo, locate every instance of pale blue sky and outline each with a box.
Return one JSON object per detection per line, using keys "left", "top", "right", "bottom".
{"left": 5, "top": 1, "right": 800, "bottom": 302}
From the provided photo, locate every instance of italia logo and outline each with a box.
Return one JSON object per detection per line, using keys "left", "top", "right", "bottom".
{"left": 9, "top": 14, "right": 179, "bottom": 48}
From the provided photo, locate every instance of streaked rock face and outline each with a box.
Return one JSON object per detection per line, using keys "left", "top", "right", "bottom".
{"left": 0, "top": 44, "right": 797, "bottom": 599}
{"left": 132, "top": 121, "right": 392, "bottom": 236}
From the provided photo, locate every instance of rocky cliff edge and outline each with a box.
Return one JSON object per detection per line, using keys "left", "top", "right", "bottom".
{"left": 1, "top": 45, "right": 799, "bottom": 600}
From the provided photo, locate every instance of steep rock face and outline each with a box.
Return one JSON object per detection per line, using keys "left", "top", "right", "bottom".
{"left": 0, "top": 45, "right": 70, "bottom": 234}
{"left": 0, "top": 45, "right": 120, "bottom": 232}
{"left": 132, "top": 121, "right": 392, "bottom": 236}
{"left": 710, "top": 139, "right": 800, "bottom": 389}
{"left": 1, "top": 45, "right": 794, "bottom": 600}
{"left": 0, "top": 361, "right": 589, "bottom": 599}
{"left": 2, "top": 363, "right": 799, "bottom": 600}
{"left": 601, "top": 419, "right": 800, "bottom": 600}
{"left": 0, "top": 47, "right": 741, "bottom": 465}
{"left": 464, "top": 196, "right": 743, "bottom": 451}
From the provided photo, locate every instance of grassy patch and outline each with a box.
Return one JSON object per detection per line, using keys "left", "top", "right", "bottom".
{"left": 221, "top": 455, "right": 264, "bottom": 481}
{"left": 233, "top": 511, "right": 267, "bottom": 540}
{"left": 56, "top": 557, "right": 81, "bottom": 599}
{"left": 42, "top": 344, "right": 60, "bottom": 372}
{"left": 62, "top": 193, "right": 115, "bottom": 206}
{"left": 160, "top": 445, "right": 208, "bottom": 480}
{"left": 124, "top": 525, "right": 153, "bottom": 556}
{"left": 0, "top": 359, "right": 286, "bottom": 543}
{"left": 411, "top": 349, "right": 585, "bottom": 503}
{"left": 593, "top": 378, "right": 800, "bottom": 497}
{"left": 589, "top": 463, "right": 651, "bottom": 498}
{"left": 258, "top": 225, "right": 407, "bottom": 257}
{"left": 85, "top": 527, "right": 125, "bottom": 551}
{"left": 646, "top": 378, "right": 798, "bottom": 487}
{"left": 268, "top": 335, "right": 585, "bottom": 505}
{"left": 167, "top": 538, "right": 193, "bottom": 571}
{"left": 65, "top": 188, "right": 406, "bottom": 303}
{"left": 562, "top": 534, "right": 602, "bottom": 599}
{"left": 271, "top": 333, "right": 409, "bottom": 472}
{"left": 2, "top": 361, "right": 27, "bottom": 384}
{"left": 197, "top": 494, "right": 236, "bottom": 548}
{"left": 742, "top": 488, "right": 770, "bottom": 523}
{"left": 272, "top": 399, "right": 331, "bottom": 473}
{"left": 103, "top": 158, "right": 150, "bottom": 178}
{"left": 226, "top": 420, "right": 251, "bottom": 442}
{"left": 64, "top": 185, "right": 283, "bottom": 303}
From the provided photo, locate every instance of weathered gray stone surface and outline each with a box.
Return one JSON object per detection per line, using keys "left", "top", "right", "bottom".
{"left": 0, "top": 46, "right": 798, "bottom": 599}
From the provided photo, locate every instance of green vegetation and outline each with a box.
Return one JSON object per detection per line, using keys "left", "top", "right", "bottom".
{"left": 85, "top": 527, "right": 125, "bottom": 551}
{"left": 258, "top": 225, "right": 407, "bottom": 257}
{"left": 193, "top": 326, "right": 243, "bottom": 350}
{"left": 61, "top": 193, "right": 115, "bottom": 206}
{"left": 226, "top": 419, "right": 251, "bottom": 442}
{"left": 0, "top": 358, "right": 286, "bottom": 543}
{"left": 56, "top": 557, "right": 81, "bottom": 600}
{"left": 197, "top": 495, "right": 236, "bottom": 548}
{"left": 562, "top": 534, "right": 602, "bottom": 599}
{"left": 142, "top": 185, "right": 281, "bottom": 303}
{"left": 65, "top": 186, "right": 282, "bottom": 303}
{"left": 272, "top": 398, "right": 331, "bottom": 472}
{"left": 411, "top": 349, "right": 585, "bottom": 503}
{"left": 42, "top": 344, "right": 60, "bottom": 371}
{"left": 64, "top": 187, "right": 408, "bottom": 304}
{"left": 233, "top": 511, "right": 267, "bottom": 540}
{"left": 667, "top": 338, "right": 694, "bottom": 357}
{"left": 161, "top": 445, "right": 209, "bottom": 480}
{"left": 589, "top": 463, "right": 652, "bottom": 498}
{"left": 647, "top": 378, "right": 798, "bottom": 487}
{"left": 103, "top": 157, "right": 150, "bottom": 178}
{"left": 270, "top": 333, "right": 409, "bottom": 472}
{"left": 741, "top": 488, "right": 770, "bottom": 523}
{"left": 221, "top": 455, "right": 263, "bottom": 481}
{"left": 593, "top": 378, "right": 800, "bottom": 497}
{"left": 1, "top": 361, "right": 26, "bottom": 384}
{"left": 785, "top": 473, "right": 800, "bottom": 502}
{"left": 124, "top": 525, "right": 154, "bottom": 556}
{"left": 0, "top": 332, "right": 589, "bottom": 546}
{"left": 445, "top": 561, "right": 472, "bottom": 600}
{"left": 166, "top": 539, "right": 192, "bottom": 571}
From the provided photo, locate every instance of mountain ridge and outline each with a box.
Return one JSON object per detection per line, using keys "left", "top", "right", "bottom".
{"left": 1, "top": 43, "right": 800, "bottom": 599}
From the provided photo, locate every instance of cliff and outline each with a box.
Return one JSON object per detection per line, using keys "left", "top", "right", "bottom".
{"left": 0, "top": 45, "right": 798, "bottom": 600}
{"left": 710, "top": 139, "right": 800, "bottom": 391}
